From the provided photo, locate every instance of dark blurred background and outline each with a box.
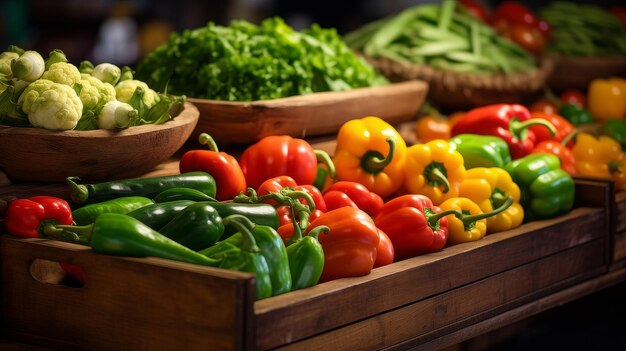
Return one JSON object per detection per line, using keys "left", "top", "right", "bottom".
{"left": 1, "top": 0, "right": 624, "bottom": 67}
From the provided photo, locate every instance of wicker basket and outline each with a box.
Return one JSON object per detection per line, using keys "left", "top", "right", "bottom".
{"left": 546, "top": 55, "right": 626, "bottom": 93}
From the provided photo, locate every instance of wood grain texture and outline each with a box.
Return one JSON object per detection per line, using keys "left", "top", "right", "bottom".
{"left": 188, "top": 81, "right": 427, "bottom": 145}
{"left": 0, "top": 102, "right": 199, "bottom": 182}
{"left": 0, "top": 236, "right": 256, "bottom": 351}
{"left": 546, "top": 55, "right": 626, "bottom": 92}
{"left": 254, "top": 207, "right": 606, "bottom": 350}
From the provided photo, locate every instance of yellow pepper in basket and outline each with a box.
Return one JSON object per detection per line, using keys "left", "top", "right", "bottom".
{"left": 458, "top": 167, "right": 524, "bottom": 233}
{"left": 572, "top": 133, "right": 626, "bottom": 190}
{"left": 404, "top": 139, "right": 465, "bottom": 205}
{"left": 333, "top": 116, "right": 407, "bottom": 198}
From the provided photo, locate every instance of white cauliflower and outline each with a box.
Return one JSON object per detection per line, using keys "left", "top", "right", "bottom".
{"left": 41, "top": 62, "right": 82, "bottom": 86}
{"left": 78, "top": 75, "right": 116, "bottom": 111}
{"left": 92, "top": 63, "right": 121, "bottom": 85}
{"left": 115, "top": 79, "right": 160, "bottom": 108}
{"left": 18, "top": 79, "right": 83, "bottom": 130}
{"left": 98, "top": 100, "right": 138, "bottom": 129}
{"left": 12, "top": 50, "right": 45, "bottom": 82}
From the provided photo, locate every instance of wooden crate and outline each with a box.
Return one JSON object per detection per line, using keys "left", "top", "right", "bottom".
{"left": 0, "top": 180, "right": 611, "bottom": 350}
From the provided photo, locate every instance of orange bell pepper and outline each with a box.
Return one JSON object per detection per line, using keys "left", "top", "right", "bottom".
{"left": 333, "top": 116, "right": 407, "bottom": 198}
{"left": 587, "top": 78, "right": 626, "bottom": 121}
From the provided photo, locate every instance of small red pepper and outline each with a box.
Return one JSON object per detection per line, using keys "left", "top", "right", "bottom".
{"left": 322, "top": 181, "right": 384, "bottom": 218}
{"left": 374, "top": 194, "right": 449, "bottom": 261}
{"left": 179, "top": 133, "right": 246, "bottom": 201}
{"left": 239, "top": 135, "right": 335, "bottom": 190}
{"left": 451, "top": 104, "right": 556, "bottom": 160}
{"left": 528, "top": 112, "right": 575, "bottom": 144}
{"left": 4, "top": 196, "right": 73, "bottom": 238}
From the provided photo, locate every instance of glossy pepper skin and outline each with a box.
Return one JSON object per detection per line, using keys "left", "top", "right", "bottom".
{"left": 67, "top": 172, "right": 217, "bottom": 204}
{"left": 307, "top": 207, "right": 379, "bottom": 282}
{"left": 505, "top": 153, "right": 575, "bottom": 221}
{"left": 239, "top": 135, "right": 334, "bottom": 190}
{"left": 285, "top": 224, "right": 327, "bottom": 290}
{"left": 179, "top": 133, "right": 247, "bottom": 201}
{"left": 374, "top": 194, "right": 449, "bottom": 261}
{"left": 374, "top": 229, "right": 394, "bottom": 268}
{"left": 71, "top": 196, "right": 153, "bottom": 225}
{"left": 528, "top": 112, "right": 575, "bottom": 144}
{"left": 200, "top": 215, "right": 273, "bottom": 300}
{"left": 200, "top": 215, "right": 290, "bottom": 296}
{"left": 439, "top": 196, "right": 513, "bottom": 246}
{"left": 587, "top": 78, "right": 626, "bottom": 121}
{"left": 323, "top": 181, "right": 384, "bottom": 218}
{"left": 257, "top": 176, "right": 327, "bottom": 212}
{"left": 532, "top": 141, "right": 576, "bottom": 175}
{"left": 451, "top": 104, "right": 556, "bottom": 160}
{"left": 153, "top": 187, "right": 217, "bottom": 203}
{"left": 125, "top": 200, "right": 195, "bottom": 230}
{"left": 333, "top": 116, "right": 407, "bottom": 198}
{"left": 404, "top": 139, "right": 466, "bottom": 205}
{"left": 4, "top": 196, "right": 73, "bottom": 238}
{"left": 572, "top": 133, "right": 626, "bottom": 191}
{"left": 449, "top": 134, "right": 511, "bottom": 169}
{"left": 459, "top": 167, "right": 524, "bottom": 233}
{"left": 159, "top": 202, "right": 225, "bottom": 251}
{"left": 559, "top": 104, "right": 593, "bottom": 126}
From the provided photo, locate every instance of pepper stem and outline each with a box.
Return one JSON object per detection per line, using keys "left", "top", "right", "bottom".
{"left": 510, "top": 118, "right": 557, "bottom": 139}
{"left": 361, "top": 138, "right": 396, "bottom": 175}
{"left": 425, "top": 162, "right": 450, "bottom": 193}
{"left": 198, "top": 133, "right": 219, "bottom": 152}
{"left": 307, "top": 225, "right": 330, "bottom": 240}
{"left": 315, "top": 150, "right": 336, "bottom": 180}
{"left": 561, "top": 131, "right": 578, "bottom": 147}
{"left": 41, "top": 222, "right": 93, "bottom": 246}
{"left": 609, "top": 160, "right": 623, "bottom": 174}
{"left": 455, "top": 196, "right": 514, "bottom": 227}
{"left": 221, "top": 215, "right": 261, "bottom": 253}
{"left": 66, "top": 177, "right": 89, "bottom": 203}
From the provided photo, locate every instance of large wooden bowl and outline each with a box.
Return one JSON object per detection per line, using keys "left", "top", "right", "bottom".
{"left": 188, "top": 80, "right": 428, "bottom": 145}
{"left": 546, "top": 55, "right": 626, "bottom": 92}
{"left": 0, "top": 102, "right": 199, "bottom": 182}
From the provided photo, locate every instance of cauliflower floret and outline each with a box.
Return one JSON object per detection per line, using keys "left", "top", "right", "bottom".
{"left": 0, "top": 51, "right": 19, "bottom": 76}
{"left": 12, "top": 50, "right": 45, "bottom": 82}
{"left": 41, "top": 62, "right": 82, "bottom": 86}
{"left": 18, "top": 79, "right": 83, "bottom": 130}
{"left": 92, "top": 63, "right": 121, "bottom": 85}
{"left": 98, "top": 100, "right": 138, "bottom": 129}
{"left": 115, "top": 79, "right": 160, "bottom": 108}
{"left": 79, "top": 75, "right": 116, "bottom": 111}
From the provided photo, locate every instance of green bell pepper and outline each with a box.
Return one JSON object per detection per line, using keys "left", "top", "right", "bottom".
{"left": 559, "top": 104, "right": 593, "bottom": 126}
{"left": 202, "top": 215, "right": 273, "bottom": 300}
{"left": 42, "top": 213, "right": 220, "bottom": 266}
{"left": 153, "top": 187, "right": 217, "bottom": 203}
{"left": 599, "top": 120, "right": 626, "bottom": 149}
{"left": 126, "top": 200, "right": 195, "bottom": 229}
{"left": 200, "top": 215, "right": 291, "bottom": 296}
{"left": 504, "top": 153, "right": 575, "bottom": 221}
{"left": 449, "top": 133, "right": 512, "bottom": 169}
{"left": 159, "top": 202, "right": 225, "bottom": 251}
{"left": 72, "top": 196, "right": 154, "bottom": 225}
{"left": 286, "top": 225, "right": 327, "bottom": 290}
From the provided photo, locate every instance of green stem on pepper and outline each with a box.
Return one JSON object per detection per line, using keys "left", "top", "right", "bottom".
{"left": 360, "top": 137, "right": 396, "bottom": 175}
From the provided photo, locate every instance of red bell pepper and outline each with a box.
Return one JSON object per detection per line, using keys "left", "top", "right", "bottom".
{"left": 532, "top": 140, "right": 576, "bottom": 175}
{"left": 179, "top": 133, "right": 247, "bottom": 201}
{"left": 257, "top": 176, "right": 327, "bottom": 212}
{"left": 374, "top": 228, "right": 394, "bottom": 268}
{"left": 323, "top": 181, "right": 384, "bottom": 218}
{"left": 451, "top": 104, "right": 556, "bottom": 160}
{"left": 4, "top": 196, "right": 73, "bottom": 238}
{"left": 239, "top": 135, "right": 335, "bottom": 190}
{"left": 374, "top": 194, "right": 449, "bottom": 261}
{"left": 528, "top": 112, "right": 575, "bottom": 144}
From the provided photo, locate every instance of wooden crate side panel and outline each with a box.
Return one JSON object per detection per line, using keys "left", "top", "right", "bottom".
{"left": 614, "top": 191, "right": 626, "bottom": 233}
{"left": 255, "top": 208, "right": 606, "bottom": 350}
{"left": 1, "top": 236, "right": 255, "bottom": 351}
{"left": 274, "top": 240, "right": 605, "bottom": 351}
{"left": 612, "top": 230, "right": 626, "bottom": 263}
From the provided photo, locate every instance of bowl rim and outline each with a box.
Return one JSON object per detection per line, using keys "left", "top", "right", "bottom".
{"left": 0, "top": 101, "right": 199, "bottom": 138}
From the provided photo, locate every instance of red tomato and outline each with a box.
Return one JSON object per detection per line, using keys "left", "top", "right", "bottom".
{"left": 560, "top": 89, "right": 587, "bottom": 107}
{"left": 529, "top": 99, "right": 558, "bottom": 115}
{"left": 509, "top": 24, "right": 546, "bottom": 53}
{"left": 459, "top": 0, "right": 489, "bottom": 22}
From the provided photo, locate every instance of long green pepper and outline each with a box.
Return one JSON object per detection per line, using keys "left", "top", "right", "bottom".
{"left": 71, "top": 196, "right": 154, "bottom": 225}
{"left": 159, "top": 202, "right": 225, "bottom": 251}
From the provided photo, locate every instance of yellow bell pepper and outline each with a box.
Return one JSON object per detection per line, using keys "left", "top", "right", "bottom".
{"left": 587, "top": 77, "right": 626, "bottom": 121}
{"left": 440, "top": 196, "right": 514, "bottom": 246}
{"left": 404, "top": 139, "right": 465, "bottom": 205}
{"left": 333, "top": 116, "right": 407, "bottom": 198}
{"left": 458, "top": 167, "right": 524, "bottom": 233}
{"left": 572, "top": 133, "right": 626, "bottom": 191}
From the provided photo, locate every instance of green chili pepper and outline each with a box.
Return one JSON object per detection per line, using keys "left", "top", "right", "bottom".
{"left": 448, "top": 133, "right": 512, "bottom": 169}
{"left": 159, "top": 202, "right": 225, "bottom": 251}
{"left": 505, "top": 153, "right": 575, "bottom": 221}
{"left": 599, "top": 119, "right": 626, "bottom": 149}
{"left": 41, "top": 213, "right": 220, "bottom": 266}
{"left": 559, "top": 104, "right": 594, "bottom": 126}
{"left": 208, "top": 202, "right": 279, "bottom": 238}
{"left": 287, "top": 225, "right": 327, "bottom": 290}
{"left": 153, "top": 187, "right": 217, "bottom": 203}
{"left": 200, "top": 216, "right": 291, "bottom": 296}
{"left": 125, "top": 200, "right": 195, "bottom": 230}
{"left": 203, "top": 215, "right": 273, "bottom": 300}
{"left": 66, "top": 171, "right": 217, "bottom": 204}
{"left": 71, "top": 196, "right": 154, "bottom": 225}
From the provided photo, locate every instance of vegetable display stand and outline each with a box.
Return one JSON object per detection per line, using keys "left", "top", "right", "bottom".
{"left": 0, "top": 180, "right": 612, "bottom": 350}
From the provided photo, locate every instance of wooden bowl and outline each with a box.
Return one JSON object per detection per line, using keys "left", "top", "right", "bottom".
{"left": 546, "top": 55, "right": 626, "bottom": 92}
{"left": 0, "top": 102, "right": 199, "bottom": 182}
{"left": 188, "top": 80, "right": 428, "bottom": 145}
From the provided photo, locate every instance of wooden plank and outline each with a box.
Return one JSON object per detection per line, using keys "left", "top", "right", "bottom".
{"left": 255, "top": 207, "right": 606, "bottom": 350}
{"left": 614, "top": 191, "right": 626, "bottom": 233}
{"left": 0, "top": 236, "right": 256, "bottom": 351}
{"left": 613, "top": 230, "right": 626, "bottom": 263}
{"left": 273, "top": 240, "right": 605, "bottom": 351}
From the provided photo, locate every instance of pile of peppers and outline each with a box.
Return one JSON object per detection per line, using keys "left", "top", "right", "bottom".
{"left": 3, "top": 103, "right": 592, "bottom": 297}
